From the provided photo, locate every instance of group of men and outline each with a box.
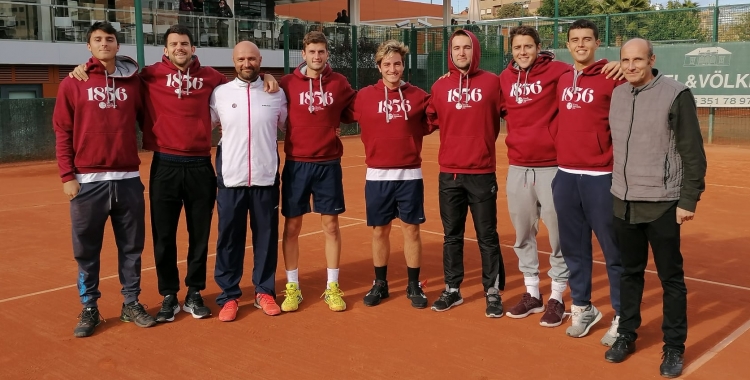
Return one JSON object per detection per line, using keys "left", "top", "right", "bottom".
{"left": 55, "top": 18, "right": 706, "bottom": 379}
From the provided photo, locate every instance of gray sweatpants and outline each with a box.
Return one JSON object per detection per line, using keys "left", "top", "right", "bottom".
{"left": 70, "top": 177, "right": 145, "bottom": 307}
{"left": 506, "top": 166, "right": 568, "bottom": 282}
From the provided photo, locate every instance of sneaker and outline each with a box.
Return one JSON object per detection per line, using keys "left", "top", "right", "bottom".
{"left": 120, "top": 302, "right": 157, "bottom": 328}
{"left": 321, "top": 281, "right": 347, "bottom": 312}
{"left": 431, "top": 289, "right": 463, "bottom": 312}
{"left": 219, "top": 299, "right": 239, "bottom": 322}
{"left": 281, "top": 282, "right": 303, "bottom": 312}
{"left": 506, "top": 292, "right": 545, "bottom": 318}
{"left": 566, "top": 304, "right": 603, "bottom": 337}
{"left": 485, "top": 288, "right": 503, "bottom": 318}
{"left": 155, "top": 294, "right": 180, "bottom": 323}
{"left": 604, "top": 335, "right": 636, "bottom": 363}
{"left": 406, "top": 281, "right": 428, "bottom": 309}
{"left": 254, "top": 293, "right": 281, "bottom": 316}
{"left": 601, "top": 316, "right": 620, "bottom": 346}
{"left": 540, "top": 298, "right": 565, "bottom": 327}
{"left": 660, "top": 348, "right": 684, "bottom": 378}
{"left": 183, "top": 291, "right": 211, "bottom": 319}
{"left": 74, "top": 307, "right": 101, "bottom": 338}
{"left": 363, "top": 280, "right": 389, "bottom": 307}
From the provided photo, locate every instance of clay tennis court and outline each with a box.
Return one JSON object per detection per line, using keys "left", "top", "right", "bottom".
{"left": 0, "top": 135, "right": 748, "bottom": 379}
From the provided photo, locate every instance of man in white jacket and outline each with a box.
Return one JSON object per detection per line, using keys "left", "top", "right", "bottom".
{"left": 210, "top": 41, "right": 288, "bottom": 321}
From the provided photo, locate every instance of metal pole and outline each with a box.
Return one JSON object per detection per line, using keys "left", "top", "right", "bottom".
{"left": 553, "top": 0, "right": 559, "bottom": 49}
{"left": 709, "top": 1, "right": 718, "bottom": 144}
{"left": 352, "top": 25, "right": 358, "bottom": 89}
{"left": 283, "top": 21, "right": 290, "bottom": 75}
{"left": 135, "top": 0, "right": 145, "bottom": 69}
{"left": 605, "top": 14, "right": 610, "bottom": 47}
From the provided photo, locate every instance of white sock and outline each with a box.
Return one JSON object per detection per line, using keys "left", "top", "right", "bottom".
{"left": 550, "top": 281, "right": 567, "bottom": 303}
{"left": 327, "top": 268, "right": 339, "bottom": 288}
{"left": 524, "top": 276, "right": 540, "bottom": 299}
{"left": 286, "top": 269, "right": 299, "bottom": 285}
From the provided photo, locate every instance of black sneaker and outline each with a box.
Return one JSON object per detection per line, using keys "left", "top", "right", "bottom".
{"left": 120, "top": 302, "right": 157, "bottom": 328}
{"left": 406, "top": 281, "right": 428, "bottom": 309}
{"left": 659, "top": 348, "right": 684, "bottom": 378}
{"left": 604, "top": 335, "right": 636, "bottom": 363}
{"left": 431, "top": 289, "right": 463, "bottom": 312}
{"left": 485, "top": 288, "right": 503, "bottom": 318}
{"left": 183, "top": 291, "right": 212, "bottom": 318}
{"left": 74, "top": 307, "right": 101, "bottom": 338}
{"left": 155, "top": 294, "right": 180, "bottom": 323}
{"left": 363, "top": 280, "right": 389, "bottom": 307}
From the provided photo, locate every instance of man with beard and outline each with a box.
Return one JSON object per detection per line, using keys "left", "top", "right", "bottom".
{"left": 210, "top": 41, "right": 288, "bottom": 321}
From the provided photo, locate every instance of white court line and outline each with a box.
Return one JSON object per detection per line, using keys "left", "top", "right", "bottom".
{"left": 682, "top": 318, "right": 750, "bottom": 377}
{"left": 0, "top": 220, "right": 365, "bottom": 304}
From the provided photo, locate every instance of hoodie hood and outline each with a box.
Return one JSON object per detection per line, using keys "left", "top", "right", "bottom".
{"left": 448, "top": 30, "right": 481, "bottom": 77}
{"left": 160, "top": 54, "right": 202, "bottom": 73}
{"left": 294, "top": 63, "right": 335, "bottom": 113}
{"left": 507, "top": 50, "right": 556, "bottom": 74}
{"left": 580, "top": 59, "right": 608, "bottom": 76}
{"left": 374, "top": 79, "right": 412, "bottom": 123}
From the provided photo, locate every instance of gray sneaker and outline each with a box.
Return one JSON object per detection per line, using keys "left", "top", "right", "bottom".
{"left": 565, "top": 304, "right": 602, "bottom": 338}
{"left": 601, "top": 316, "right": 620, "bottom": 346}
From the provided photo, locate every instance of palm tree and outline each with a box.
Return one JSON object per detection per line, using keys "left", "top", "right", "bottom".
{"left": 596, "top": 0, "right": 651, "bottom": 14}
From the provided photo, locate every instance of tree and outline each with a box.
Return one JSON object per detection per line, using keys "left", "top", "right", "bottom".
{"left": 645, "top": 1, "right": 708, "bottom": 43}
{"left": 722, "top": 8, "right": 750, "bottom": 41}
{"left": 537, "top": 0, "right": 596, "bottom": 18}
{"left": 595, "top": 0, "right": 651, "bottom": 14}
{"left": 494, "top": 3, "right": 524, "bottom": 19}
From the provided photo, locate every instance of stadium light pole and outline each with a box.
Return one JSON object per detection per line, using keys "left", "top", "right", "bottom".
{"left": 135, "top": 0, "right": 145, "bottom": 70}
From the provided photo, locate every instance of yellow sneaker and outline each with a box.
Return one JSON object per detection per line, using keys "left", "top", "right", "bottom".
{"left": 321, "top": 281, "right": 347, "bottom": 312}
{"left": 281, "top": 282, "right": 303, "bottom": 312}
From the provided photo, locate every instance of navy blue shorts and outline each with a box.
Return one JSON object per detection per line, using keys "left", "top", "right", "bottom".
{"left": 365, "top": 179, "right": 425, "bottom": 227}
{"left": 281, "top": 159, "right": 345, "bottom": 218}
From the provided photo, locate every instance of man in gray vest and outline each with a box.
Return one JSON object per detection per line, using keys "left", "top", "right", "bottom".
{"left": 603, "top": 38, "right": 706, "bottom": 379}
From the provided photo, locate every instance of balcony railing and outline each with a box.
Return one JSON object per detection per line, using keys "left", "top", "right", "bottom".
{"left": 0, "top": 1, "right": 285, "bottom": 49}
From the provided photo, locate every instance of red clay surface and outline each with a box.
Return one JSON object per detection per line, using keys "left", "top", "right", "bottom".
{"left": 0, "top": 135, "right": 748, "bottom": 379}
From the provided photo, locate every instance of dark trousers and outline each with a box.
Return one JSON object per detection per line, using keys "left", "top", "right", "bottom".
{"left": 70, "top": 178, "right": 145, "bottom": 307}
{"left": 614, "top": 204, "right": 687, "bottom": 353}
{"left": 215, "top": 184, "right": 280, "bottom": 306}
{"left": 552, "top": 171, "right": 622, "bottom": 311}
{"left": 150, "top": 156, "right": 217, "bottom": 296}
{"left": 439, "top": 173, "right": 505, "bottom": 292}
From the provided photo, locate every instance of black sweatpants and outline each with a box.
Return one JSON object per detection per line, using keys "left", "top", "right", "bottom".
{"left": 71, "top": 177, "right": 145, "bottom": 307}
{"left": 150, "top": 155, "right": 217, "bottom": 296}
{"left": 614, "top": 204, "right": 687, "bottom": 353}
{"left": 439, "top": 172, "right": 505, "bottom": 292}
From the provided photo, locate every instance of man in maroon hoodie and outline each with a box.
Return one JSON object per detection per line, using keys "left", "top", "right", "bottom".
{"left": 553, "top": 19, "right": 625, "bottom": 345}
{"left": 70, "top": 26, "right": 278, "bottom": 323}
{"left": 425, "top": 29, "right": 505, "bottom": 318}
{"left": 54, "top": 22, "right": 157, "bottom": 338}
{"left": 344, "top": 40, "right": 431, "bottom": 309}
{"left": 278, "top": 31, "right": 356, "bottom": 313}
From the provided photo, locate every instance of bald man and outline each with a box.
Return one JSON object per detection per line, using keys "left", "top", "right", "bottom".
{"left": 210, "top": 41, "right": 288, "bottom": 321}
{"left": 604, "top": 38, "right": 706, "bottom": 379}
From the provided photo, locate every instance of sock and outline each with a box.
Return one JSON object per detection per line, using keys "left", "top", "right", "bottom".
{"left": 448, "top": 287, "right": 459, "bottom": 293}
{"left": 286, "top": 269, "right": 299, "bottom": 284}
{"left": 327, "top": 268, "right": 339, "bottom": 288}
{"left": 524, "top": 276, "right": 540, "bottom": 299}
{"left": 407, "top": 266, "right": 420, "bottom": 283}
{"left": 550, "top": 281, "right": 567, "bottom": 303}
{"left": 374, "top": 266, "right": 388, "bottom": 282}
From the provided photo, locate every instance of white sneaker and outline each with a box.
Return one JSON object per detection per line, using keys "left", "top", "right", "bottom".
{"left": 565, "top": 304, "right": 602, "bottom": 338}
{"left": 601, "top": 316, "right": 620, "bottom": 346}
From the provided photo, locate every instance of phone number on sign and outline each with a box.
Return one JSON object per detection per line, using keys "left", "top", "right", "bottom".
{"left": 694, "top": 96, "right": 750, "bottom": 107}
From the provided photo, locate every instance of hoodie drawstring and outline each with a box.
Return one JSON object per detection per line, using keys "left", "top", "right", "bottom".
{"left": 307, "top": 74, "right": 327, "bottom": 113}
{"left": 177, "top": 68, "right": 191, "bottom": 99}
{"left": 104, "top": 71, "right": 117, "bottom": 108}
{"left": 398, "top": 87, "right": 408, "bottom": 121}
{"left": 514, "top": 69, "right": 530, "bottom": 103}
{"left": 572, "top": 69, "right": 582, "bottom": 92}
{"left": 383, "top": 84, "right": 409, "bottom": 123}
{"left": 456, "top": 74, "right": 470, "bottom": 109}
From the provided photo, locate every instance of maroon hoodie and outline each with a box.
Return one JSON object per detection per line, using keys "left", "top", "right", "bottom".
{"left": 54, "top": 56, "right": 143, "bottom": 183}
{"left": 280, "top": 63, "right": 356, "bottom": 162}
{"left": 499, "top": 51, "right": 571, "bottom": 167}
{"left": 140, "top": 55, "right": 228, "bottom": 156}
{"left": 425, "top": 30, "right": 502, "bottom": 174}
{"left": 556, "top": 59, "right": 625, "bottom": 172}
{"left": 347, "top": 80, "right": 431, "bottom": 169}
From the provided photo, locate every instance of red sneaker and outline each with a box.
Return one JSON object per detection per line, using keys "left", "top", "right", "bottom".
{"left": 219, "top": 299, "right": 239, "bottom": 322}
{"left": 254, "top": 293, "right": 281, "bottom": 316}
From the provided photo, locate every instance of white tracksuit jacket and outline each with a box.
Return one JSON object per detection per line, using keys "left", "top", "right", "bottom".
{"left": 210, "top": 77, "right": 288, "bottom": 187}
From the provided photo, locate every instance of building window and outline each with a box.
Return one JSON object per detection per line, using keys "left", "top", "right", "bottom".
{"left": 0, "top": 84, "right": 43, "bottom": 99}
